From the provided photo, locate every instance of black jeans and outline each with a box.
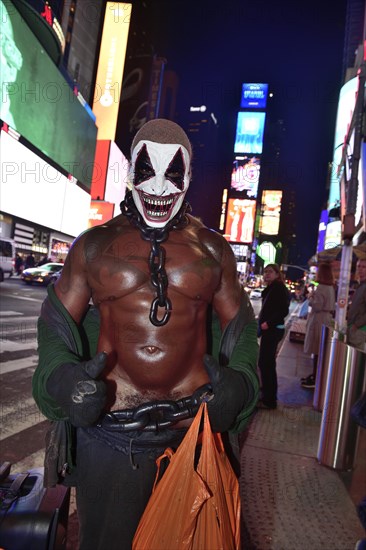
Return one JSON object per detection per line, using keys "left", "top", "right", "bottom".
{"left": 258, "top": 328, "right": 284, "bottom": 407}
{"left": 74, "top": 426, "right": 187, "bottom": 550}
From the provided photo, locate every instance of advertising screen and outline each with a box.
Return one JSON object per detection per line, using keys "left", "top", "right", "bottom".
{"left": 259, "top": 190, "right": 282, "bottom": 236}
{"left": 0, "top": 129, "right": 91, "bottom": 236}
{"left": 328, "top": 76, "right": 358, "bottom": 210}
{"left": 0, "top": 0, "right": 97, "bottom": 188}
{"left": 91, "top": 140, "right": 129, "bottom": 214}
{"left": 224, "top": 198, "right": 256, "bottom": 244}
{"left": 50, "top": 238, "right": 71, "bottom": 261}
{"left": 256, "top": 241, "right": 278, "bottom": 265}
{"left": 234, "top": 112, "right": 266, "bottom": 154}
{"left": 317, "top": 209, "right": 329, "bottom": 253}
{"left": 229, "top": 243, "right": 248, "bottom": 261}
{"left": 88, "top": 200, "right": 115, "bottom": 228}
{"left": 231, "top": 155, "right": 260, "bottom": 198}
{"left": 92, "top": 2, "right": 132, "bottom": 141}
{"left": 324, "top": 220, "right": 341, "bottom": 249}
{"left": 240, "top": 83, "right": 268, "bottom": 109}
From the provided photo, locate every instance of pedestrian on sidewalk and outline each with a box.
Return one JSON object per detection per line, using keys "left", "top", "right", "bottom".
{"left": 257, "top": 263, "right": 290, "bottom": 409}
{"left": 301, "top": 263, "right": 335, "bottom": 389}
{"left": 347, "top": 258, "right": 366, "bottom": 351}
{"left": 14, "top": 253, "right": 23, "bottom": 275}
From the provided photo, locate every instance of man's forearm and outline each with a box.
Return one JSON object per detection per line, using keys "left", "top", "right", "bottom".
{"left": 211, "top": 291, "right": 260, "bottom": 432}
{"left": 33, "top": 285, "right": 87, "bottom": 419}
{"left": 33, "top": 316, "right": 81, "bottom": 420}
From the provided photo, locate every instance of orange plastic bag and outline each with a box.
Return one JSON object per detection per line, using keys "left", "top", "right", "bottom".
{"left": 132, "top": 403, "right": 241, "bottom": 550}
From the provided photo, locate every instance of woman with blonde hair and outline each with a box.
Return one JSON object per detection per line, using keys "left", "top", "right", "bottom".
{"left": 301, "top": 263, "right": 335, "bottom": 388}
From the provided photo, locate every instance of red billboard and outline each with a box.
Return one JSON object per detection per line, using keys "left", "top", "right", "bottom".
{"left": 88, "top": 201, "right": 114, "bottom": 227}
{"left": 224, "top": 198, "right": 256, "bottom": 243}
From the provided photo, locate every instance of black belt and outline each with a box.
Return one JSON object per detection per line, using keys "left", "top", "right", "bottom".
{"left": 97, "top": 383, "right": 213, "bottom": 432}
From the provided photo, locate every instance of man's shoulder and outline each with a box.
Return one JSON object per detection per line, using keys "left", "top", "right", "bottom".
{"left": 193, "top": 221, "right": 230, "bottom": 249}
{"left": 86, "top": 214, "right": 130, "bottom": 234}
{"left": 71, "top": 215, "right": 132, "bottom": 248}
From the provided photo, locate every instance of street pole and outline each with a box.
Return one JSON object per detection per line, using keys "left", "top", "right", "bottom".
{"left": 334, "top": 59, "right": 366, "bottom": 335}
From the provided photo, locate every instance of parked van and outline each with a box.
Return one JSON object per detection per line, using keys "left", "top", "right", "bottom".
{"left": 0, "top": 238, "right": 15, "bottom": 281}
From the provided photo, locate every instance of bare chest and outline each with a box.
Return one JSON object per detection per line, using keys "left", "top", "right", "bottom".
{"left": 87, "top": 230, "right": 221, "bottom": 303}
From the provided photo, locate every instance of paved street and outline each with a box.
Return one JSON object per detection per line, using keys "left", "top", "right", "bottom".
{"left": 0, "top": 278, "right": 47, "bottom": 472}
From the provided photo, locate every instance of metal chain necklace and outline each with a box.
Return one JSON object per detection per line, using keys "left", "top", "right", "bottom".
{"left": 120, "top": 191, "right": 191, "bottom": 326}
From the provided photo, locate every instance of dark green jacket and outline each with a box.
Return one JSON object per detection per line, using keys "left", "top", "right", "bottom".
{"left": 33, "top": 285, "right": 259, "bottom": 485}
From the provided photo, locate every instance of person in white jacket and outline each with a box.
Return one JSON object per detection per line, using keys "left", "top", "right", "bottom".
{"left": 301, "top": 263, "right": 335, "bottom": 389}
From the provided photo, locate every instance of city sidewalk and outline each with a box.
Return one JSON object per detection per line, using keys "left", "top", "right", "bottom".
{"left": 239, "top": 330, "right": 366, "bottom": 550}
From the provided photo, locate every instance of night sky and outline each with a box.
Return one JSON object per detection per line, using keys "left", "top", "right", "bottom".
{"left": 133, "top": 0, "right": 348, "bottom": 266}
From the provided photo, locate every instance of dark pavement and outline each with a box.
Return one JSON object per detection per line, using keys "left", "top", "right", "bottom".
{"left": 239, "top": 329, "right": 366, "bottom": 550}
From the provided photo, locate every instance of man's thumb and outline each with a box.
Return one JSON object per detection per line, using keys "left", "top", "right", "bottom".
{"left": 83, "top": 352, "right": 107, "bottom": 379}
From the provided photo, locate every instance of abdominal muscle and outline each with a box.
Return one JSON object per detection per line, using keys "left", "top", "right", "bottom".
{"left": 97, "top": 297, "right": 211, "bottom": 411}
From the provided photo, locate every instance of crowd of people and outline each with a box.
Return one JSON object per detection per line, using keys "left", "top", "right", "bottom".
{"left": 251, "top": 257, "right": 366, "bottom": 400}
{"left": 297, "top": 259, "right": 366, "bottom": 388}
{"left": 13, "top": 253, "right": 62, "bottom": 275}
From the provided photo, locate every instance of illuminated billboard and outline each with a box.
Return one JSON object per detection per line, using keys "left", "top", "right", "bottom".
{"left": 234, "top": 112, "right": 266, "bottom": 154}
{"left": 0, "top": 0, "right": 97, "bottom": 188}
{"left": 92, "top": 2, "right": 132, "bottom": 140}
{"left": 240, "top": 83, "right": 268, "bottom": 109}
{"left": 231, "top": 155, "right": 260, "bottom": 198}
{"left": 256, "top": 241, "right": 278, "bottom": 265}
{"left": 317, "top": 209, "right": 329, "bottom": 253}
{"left": 91, "top": 140, "right": 129, "bottom": 215}
{"left": 229, "top": 243, "right": 249, "bottom": 260}
{"left": 0, "top": 128, "right": 91, "bottom": 236}
{"left": 324, "top": 220, "right": 341, "bottom": 249}
{"left": 224, "top": 198, "right": 256, "bottom": 244}
{"left": 88, "top": 201, "right": 115, "bottom": 228}
{"left": 328, "top": 77, "right": 358, "bottom": 211}
{"left": 259, "top": 190, "right": 282, "bottom": 236}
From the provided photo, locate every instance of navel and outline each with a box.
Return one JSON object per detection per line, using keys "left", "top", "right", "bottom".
{"left": 143, "top": 345, "right": 160, "bottom": 354}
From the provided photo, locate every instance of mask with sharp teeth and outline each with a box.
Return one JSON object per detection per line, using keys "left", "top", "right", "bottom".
{"left": 130, "top": 119, "right": 192, "bottom": 228}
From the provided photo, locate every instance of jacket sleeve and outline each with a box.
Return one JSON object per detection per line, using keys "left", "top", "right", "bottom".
{"left": 309, "top": 288, "right": 326, "bottom": 313}
{"left": 348, "top": 285, "right": 366, "bottom": 328}
{"left": 32, "top": 284, "right": 99, "bottom": 420}
{"left": 211, "top": 290, "right": 260, "bottom": 433}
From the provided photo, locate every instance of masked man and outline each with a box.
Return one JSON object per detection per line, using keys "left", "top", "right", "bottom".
{"left": 33, "top": 119, "right": 259, "bottom": 549}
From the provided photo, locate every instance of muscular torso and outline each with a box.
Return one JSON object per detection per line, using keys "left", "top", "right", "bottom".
{"left": 56, "top": 215, "right": 238, "bottom": 410}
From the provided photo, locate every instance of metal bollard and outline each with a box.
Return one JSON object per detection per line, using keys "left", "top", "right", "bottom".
{"left": 317, "top": 335, "right": 366, "bottom": 470}
{"left": 313, "top": 325, "right": 335, "bottom": 412}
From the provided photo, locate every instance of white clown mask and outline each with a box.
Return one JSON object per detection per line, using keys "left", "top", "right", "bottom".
{"left": 130, "top": 140, "right": 191, "bottom": 228}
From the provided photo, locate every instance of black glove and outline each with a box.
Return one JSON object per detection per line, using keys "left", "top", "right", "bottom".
{"left": 203, "top": 354, "right": 247, "bottom": 433}
{"left": 46, "top": 352, "right": 107, "bottom": 428}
